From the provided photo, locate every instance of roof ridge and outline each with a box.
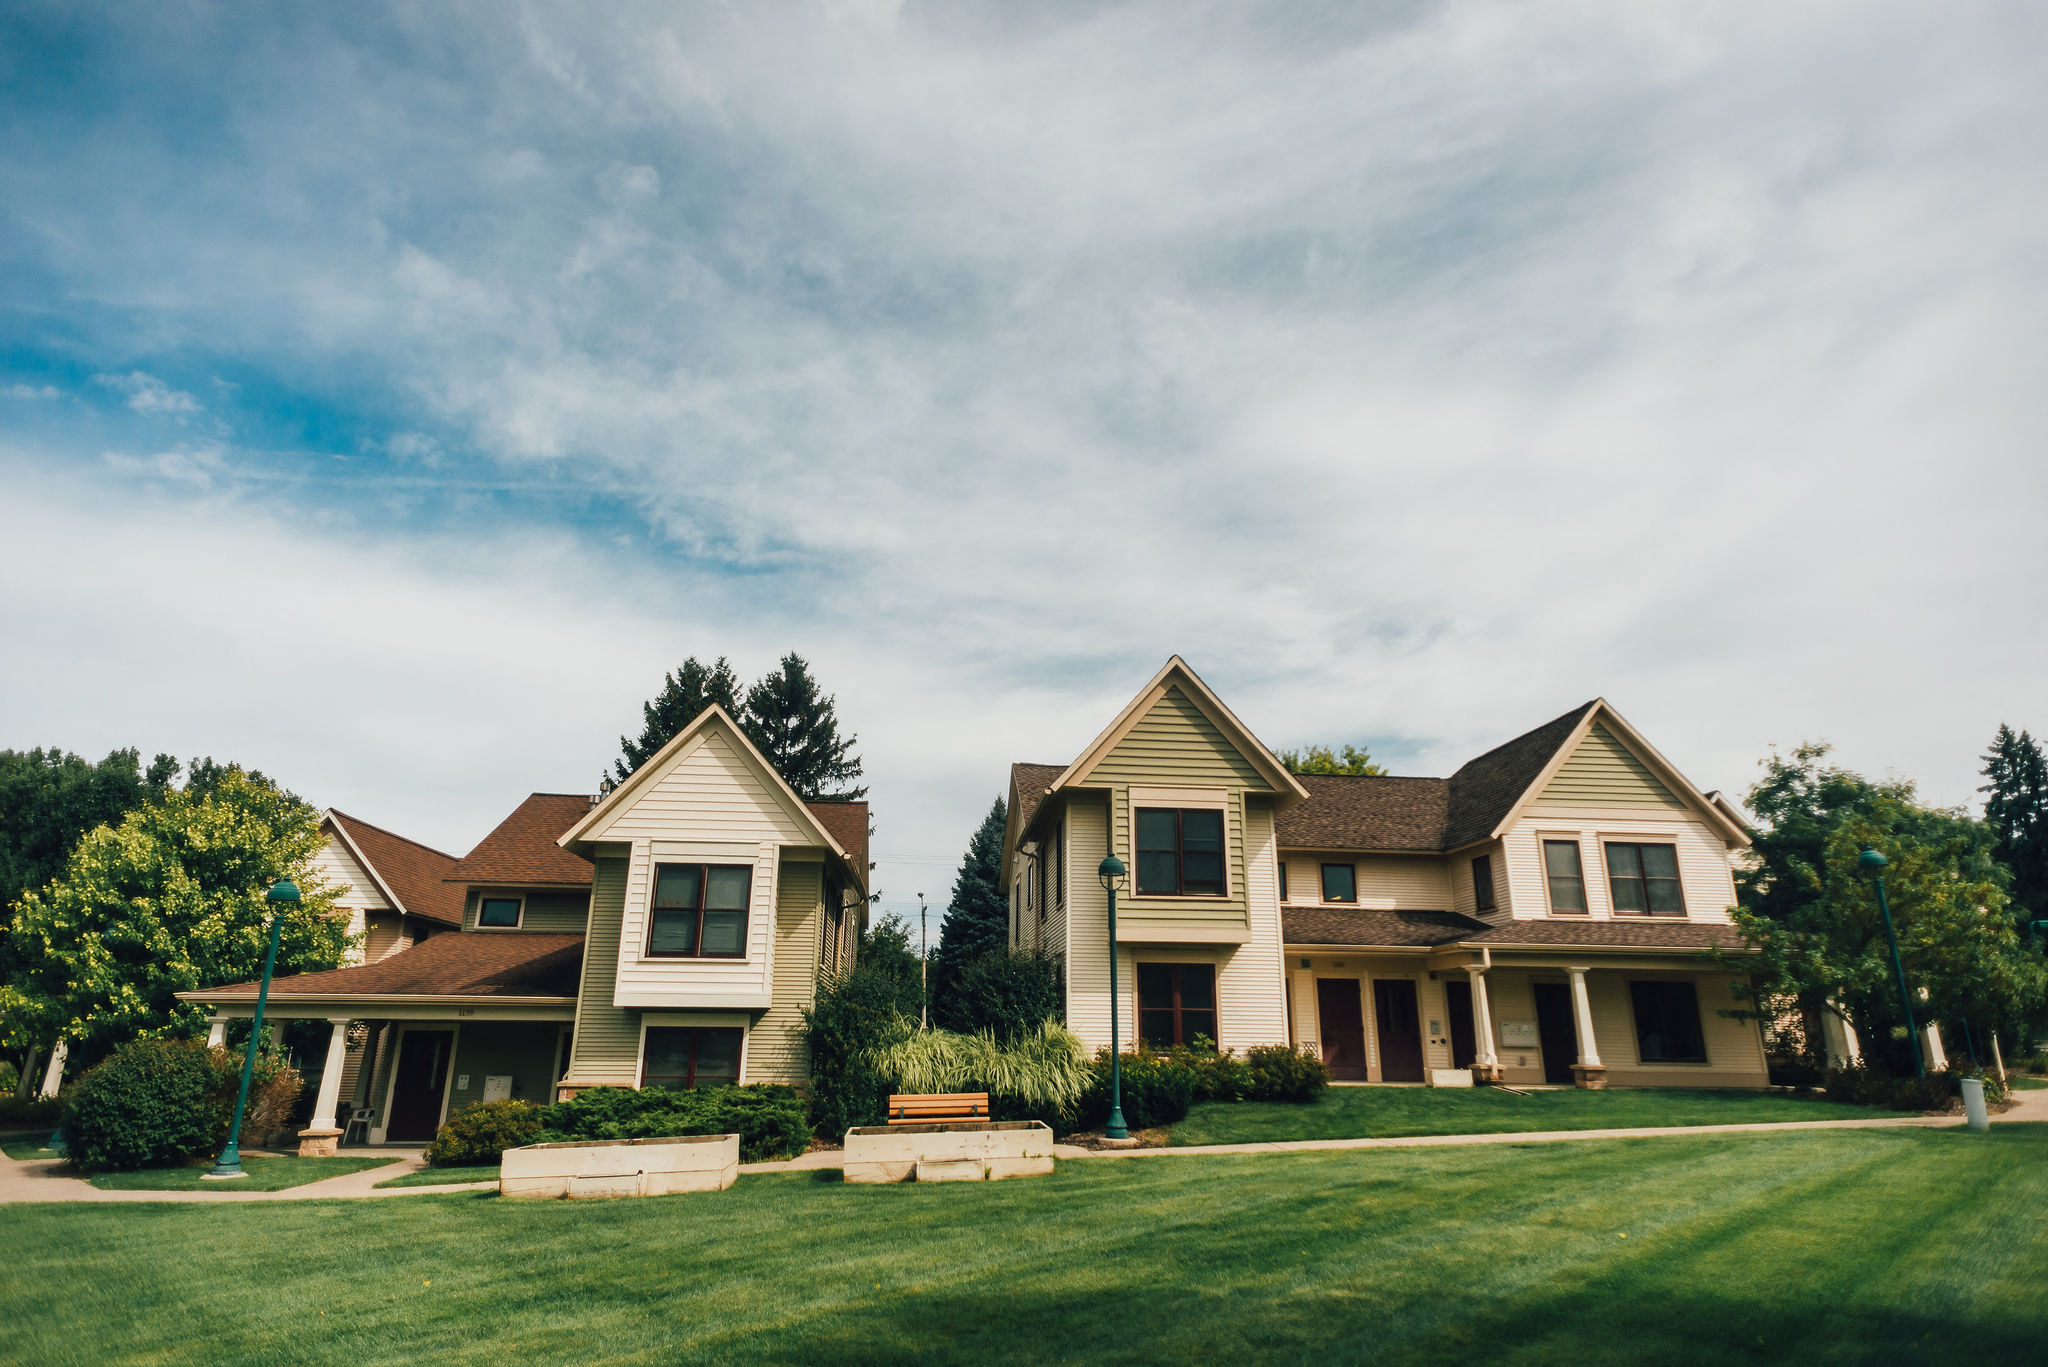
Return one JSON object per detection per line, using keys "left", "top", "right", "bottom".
{"left": 328, "top": 809, "right": 462, "bottom": 863}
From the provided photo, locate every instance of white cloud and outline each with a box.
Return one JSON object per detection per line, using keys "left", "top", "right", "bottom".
{"left": 3, "top": 383, "right": 62, "bottom": 400}
{"left": 93, "top": 371, "right": 201, "bottom": 418}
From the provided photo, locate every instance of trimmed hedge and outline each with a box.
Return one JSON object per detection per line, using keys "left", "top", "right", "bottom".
{"left": 1822, "top": 1065, "right": 1998, "bottom": 1111}
{"left": 1076, "top": 1052, "right": 1196, "bottom": 1131}
{"left": 541, "top": 1084, "right": 810, "bottom": 1163}
{"left": 1159, "top": 1042, "right": 1330, "bottom": 1105}
{"left": 61, "top": 1038, "right": 301, "bottom": 1172}
{"left": 425, "top": 1099, "right": 543, "bottom": 1166}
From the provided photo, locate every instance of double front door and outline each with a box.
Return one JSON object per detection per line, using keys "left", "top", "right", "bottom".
{"left": 1314, "top": 977, "right": 1426, "bottom": 1082}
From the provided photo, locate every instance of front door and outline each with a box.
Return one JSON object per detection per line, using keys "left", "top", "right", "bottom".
{"left": 1532, "top": 983, "right": 1578, "bottom": 1085}
{"left": 386, "top": 1030, "right": 453, "bottom": 1141}
{"left": 1373, "top": 979, "right": 1425, "bottom": 1082}
{"left": 1316, "top": 979, "right": 1368, "bottom": 1081}
{"left": 1445, "top": 979, "right": 1477, "bottom": 1070}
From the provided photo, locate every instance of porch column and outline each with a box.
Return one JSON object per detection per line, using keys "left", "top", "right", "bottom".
{"left": 37, "top": 1039, "right": 69, "bottom": 1098}
{"left": 1923, "top": 1022, "right": 1949, "bottom": 1073}
{"left": 1566, "top": 968, "right": 1606, "bottom": 1089}
{"left": 1465, "top": 967, "right": 1502, "bottom": 1082}
{"left": 298, "top": 1017, "right": 352, "bottom": 1157}
{"left": 15, "top": 1046, "right": 38, "bottom": 1101}
{"left": 1820, "top": 1006, "right": 1860, "bottom": 1069}
{"left": 268, "top": 1021, "right": 286, "bottom": 1055}
{"left": 206, "top": 1017, "right": 228, "bottom": 1048}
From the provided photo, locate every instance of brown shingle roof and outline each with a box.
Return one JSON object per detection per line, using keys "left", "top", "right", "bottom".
{"left": 1283, "top": 907, "right": 1488, "bottom": 947}
{"left": 1440, "top": 702, "right": 1597, "bottom": 850}
{"left": 806, "top": 800, "right": 870, "bottom": 879}
{"left": 202, "top": 932, "right": 584, "bottom": 1000}
{"left": 449, "top": 793, "right": 595, "bottom": 887}
{"left": 1275, "top": 775, "right": 1450, "bottom": 852}
{"left": 1457, "top": 919, "right": 1749, "bottom": 949}
{"left": 328, "top": 810, "right": 464, "bottom": 927}
{"left": 1010, "top": 762, "right": 1065, "bottom": 838}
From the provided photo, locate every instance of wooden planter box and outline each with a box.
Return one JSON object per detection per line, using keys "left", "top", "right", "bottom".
{"left": 499, "top": 1134, "right": 739, "bottom": 1199}
{"left": 842, "top": 1120, "right": 1055, "bottom": 1184}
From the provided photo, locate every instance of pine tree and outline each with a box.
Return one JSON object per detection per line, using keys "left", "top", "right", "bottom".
{"left": 613, "top": 657, "right": 742, "bottom": 782}
{"left": 740, "top": 654, "right": 866, "bottom": 801}
{"left": 1981, "top": 723, "right": 2048, "bottom": 920}
{"left": 929, "top": 797, "right": 1008, "bottom": 1028}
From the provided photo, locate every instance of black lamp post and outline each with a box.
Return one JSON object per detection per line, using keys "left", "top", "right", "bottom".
{"left": 206, "top": 879, "right": 297, "bottom": 1180}
{"left": 1098, "top": 854, "right": 1129, "bottom": 1140}
{"left": 1859, "top": 848, "right": 1925, "bottom": 1078}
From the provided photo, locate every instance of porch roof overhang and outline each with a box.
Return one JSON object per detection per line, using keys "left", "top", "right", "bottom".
{"left": 183, "top": 992, "right": 578, "bottom": 1022}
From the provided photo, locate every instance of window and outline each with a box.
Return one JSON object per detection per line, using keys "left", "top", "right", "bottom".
{"left": 1471, "top": 855, "right": 1495, "bottom": 913}
{"left": 1135, "top": 808, "right": 1226, "bottom": 896}
{"left": 1629, "top": 981, "right": 1706, "bottom": 1062}
{"left": 1321, "top": 863, "right": 1356, "bottom": 903}
{"left": 1543, "top": 840, "right": 1587, "bottom": 914}
{"left": 477, "top": 897, "right": 522, "bottom": 929}
{"left": 1036, "top": 838, "right": 1048, "bottom": 924}
{"left": 1051, "top": 818, "right": 1063, "bottom": 917}
{"left": 1607, "top": 842, "right": 1685, "bottom": 916}
{"left": 1138, "top": 963, "right": 1217, "bottom": 1048}
{"left": 1279, "top": 861, "right": 1289, "bottom": 902}
{"left": 647, "top": 864, "right": 751, "bottom": 958}
{"left": 641, "top": 1027, "right": 742, "bottom": 1090}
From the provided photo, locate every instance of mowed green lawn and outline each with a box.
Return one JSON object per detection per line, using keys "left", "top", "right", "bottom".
{"left": 7, "top": 1127, "right": 2046, "bottom": 1366}
{"left": 1170, "top": 1084, "right": 1857, "bottom": 1146}
{"left": 374, "top": 1162, "right": 500, "bottom": 1189}
{"left": 83, "top": 1154, "right": 393, "bottom": 1191}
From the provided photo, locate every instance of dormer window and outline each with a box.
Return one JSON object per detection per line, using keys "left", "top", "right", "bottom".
{"left": 648, "top": 863, "right": 751, "bottom": 958}
{"left": 1320, "top": 863, "right": 1356, "bottom": 904}
{"left": 477, "top": 896, "right": 522, "bottom": 929}
{"left": 1135, "top": 808, "right": 1225, "bottom": 896}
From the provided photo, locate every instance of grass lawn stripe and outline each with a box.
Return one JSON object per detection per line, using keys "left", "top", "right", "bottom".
{"left": 3, "top": 1128, "right": 2043, "bottom": 1366}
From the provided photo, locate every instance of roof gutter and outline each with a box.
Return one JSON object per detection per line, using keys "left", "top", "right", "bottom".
{"left": 174, "top": 991, "right": 580, "bottom": 1006}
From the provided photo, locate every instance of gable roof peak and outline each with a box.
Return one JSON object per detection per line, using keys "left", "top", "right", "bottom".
{"left": 1051, "top": 656, "right": 1309, "bottom": 804}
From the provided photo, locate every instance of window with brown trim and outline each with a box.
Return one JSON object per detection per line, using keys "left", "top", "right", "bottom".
{"left": 1137, "top": 963, "right": 1218, "bottom": 1048}
{"left": 1135, "top": 808, "right": 1225, "bottom": 896}
{"left": 647, "top": 864, "right": 751, "bottom": 957}
{"left": 1629, "top": 981, "right": 1706, "bottom": 1062}
{"left": 1606, "top": 842, "right": 1685, "bottom": 916}
{"left": 1471, "top": 855, "right": 1496, "bottom": 913}
{"left": 641, "top": 1026, "right": 742, "bottom": 1090}
{"left": 1320, "top": 862, "right": 1356, "bottom": 904}
{"left": 1543, "top": 840, "right": 1587, "bottom": 914}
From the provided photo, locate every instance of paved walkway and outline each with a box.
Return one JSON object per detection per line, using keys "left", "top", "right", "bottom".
{"left": 7, "top": 1086, "right": 2040, "bottom": 1203}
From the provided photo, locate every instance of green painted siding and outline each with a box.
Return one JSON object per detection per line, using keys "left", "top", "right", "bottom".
{"left": 463, "top": 887, "right": 589, "bottom": 932}
{"left": 564, "top": 856, "right": 640, "bottom": 1087}
{"left": 1090, "top": 687, "right": 1271, "bottom": 790}
{"left": 447, "top": 1023, "right": 563, "bottom": 1116}
{"left": 1537, "top": 724, "right": 1683, "bottom": 809}
{"left": 749, "top": 858, "right": 821, "bottom": 1086}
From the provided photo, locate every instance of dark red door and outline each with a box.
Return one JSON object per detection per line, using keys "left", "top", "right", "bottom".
{"left": 1316, "top": 979, "right": 1368, "bottom": 1081}
{"left": 1445, "top": 979, "right": 1477, "bottom": 1070}
{"left": 386, "top": 1031, "right": 453, "bottom": 1141}
{"left": 1373, "top": 979, "right": 1425, "bottom": 1082}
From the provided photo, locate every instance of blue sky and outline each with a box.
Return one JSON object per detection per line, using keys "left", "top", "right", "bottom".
{"left": 4, "top": 2, "right": 2045, "bottom": 924}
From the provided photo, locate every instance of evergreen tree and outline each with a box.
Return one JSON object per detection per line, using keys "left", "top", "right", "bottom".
{"left": 0, "top": 747, "right": 179, "bottom": 924}
{"left": 740, "top": 653, "right": 866, "bottom": 801}
{"left": 929, "top": 797, "right": 1008, "bottom": 1025}
{"left": 1981, "top": 723, "right": 2048, "bottom": 921}
{"left": 613, "top": 656, "right": 742, "bottom": 782}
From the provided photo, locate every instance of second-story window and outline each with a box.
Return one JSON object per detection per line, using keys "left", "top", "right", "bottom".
{"left": 477, "top": 897, "right": 522, "bottom": 929}
{"left": 1135, "top": 808, "right": 1225, "bottom": 896}
{"left": 1543, "top": 840, "right": 1587, "bottom": 914}
{"left": 1472, "top": 855, "right": 1496, "bottom": 913}
{"left": 1279, "top": 861, "right": 1289, "bottom": 902}
{"left": 648, "top": 863, "right": 751, "bottom": 958}
{"left": 1320, "top": 863, "right": 1356, "bottom": 903}
{"left": 1607, "top": 842, "right": 1685, "bottom": 916}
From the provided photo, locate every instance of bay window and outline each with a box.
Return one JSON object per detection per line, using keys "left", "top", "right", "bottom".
{"left": 648, "top": 863, "right": 751, "bottom": 958}
{"left": 1135, "top": 808, "right": 1225, "bottom": 896}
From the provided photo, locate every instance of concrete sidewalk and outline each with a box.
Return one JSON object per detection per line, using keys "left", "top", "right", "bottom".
{"left": 0, "top": 1146, "right": 496, "bottom": 1205}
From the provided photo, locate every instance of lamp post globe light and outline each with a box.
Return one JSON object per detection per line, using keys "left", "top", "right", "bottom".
{"left": 1097, "top": 854, "right": 1130, "bottom": 1141}
{"left": 1859, "top": 848, "right": 1925, "bottom": 1079}
{"left": 205, "top": 878, "right": 297, "bottom": 1180}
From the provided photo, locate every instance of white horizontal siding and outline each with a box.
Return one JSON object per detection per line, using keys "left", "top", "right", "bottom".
{"left": 311, "top": 836, "right": 390, "bottom": 912}
{"left": 1280, "top": 855, "right": 1454, "bottom": 910}
{"left": 590, "top": 728, "right": 813, "bottom": 844}
{"left": 1500, "top": 813, "right": 1739, "bottom": 923}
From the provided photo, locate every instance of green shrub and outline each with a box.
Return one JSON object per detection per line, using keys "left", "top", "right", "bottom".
{"left": 1076, "top": 1051, "right": 1195, "bottom": 1131}
{"left": 0, "top": 1092, "right": 65, "bottom": 1130}
{"left": 425, "top": 1099, "right": 542, "bottom": 1166}
{"left": 63, "top": 1039, "right": 216, "bottom": 1171}
{"left": 1160, "top": 1041, "right": 1251, "bottom": 1102}
{"left": 541, "top": 1084, "right": 810, "bottom": 1162}
{"left": 1822, "top": 1066, "right": 1960, "bottom": 1111}
{"left": 939, "top": 950, "right": 1063, "bottom": 1040}
{"left": 1243, "top": 1044, "right": 1330, "bottom": 1103}
{"left": 802, "top": 967, "right": 914, "bottom": 1138}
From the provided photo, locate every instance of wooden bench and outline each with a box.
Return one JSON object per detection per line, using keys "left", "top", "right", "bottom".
{"left": 885, "top": 1092, "right": 990, "bottom": 1125}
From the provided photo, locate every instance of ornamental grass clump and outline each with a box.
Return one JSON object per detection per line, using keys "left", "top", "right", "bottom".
{"left": 871, "top": 1022, "right": 1094, "bottom": 1114}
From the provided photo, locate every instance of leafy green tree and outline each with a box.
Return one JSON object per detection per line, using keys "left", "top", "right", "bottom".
{"left": 741, "top": 653, "right": 866, "bottom": 801}
{"left": 855, "top": 913, "right": 925, "bottom": 1017}
{"left": 1727, "top": 744, "right": 2046, "bottom": 1073}
{"left": 613, "top": 656, "right": 742, "bottom": 781}
{"left": 929, "top": 797, "right": 1008, "bottom": 1024}
{"left": 1, "top": 763, "right": 351, "bottom": 1067}
{"left": 0, "top": 747, "right": 179, "bottom": 925}
{"left": 1981, "top": 723, "right": 2048, "bottom": 922}
{"left": 1278, "top": 744, "right": 1386, "bottom": 776}
{"left": 940, "top": 949, "right": 1062, "bottom": 1039}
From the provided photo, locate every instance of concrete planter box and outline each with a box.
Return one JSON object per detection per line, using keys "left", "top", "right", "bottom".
{"left": 499, "top": 1134, "right": 738, "bottom": 1200}
{"left": 842, "top": 1120, "right": 1055, "bottom": 1184}
{"left": 1429, "top": 1068, "right": 1475, "bottom": 1088}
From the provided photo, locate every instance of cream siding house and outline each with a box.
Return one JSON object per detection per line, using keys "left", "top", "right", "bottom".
{"left": 1008, "top": 657, "right": 1768, "bottom": 1090}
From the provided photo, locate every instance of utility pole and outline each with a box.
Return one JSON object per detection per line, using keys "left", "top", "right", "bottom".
{"left": 917, "top": 892, "right": 929, "bottom": 1029}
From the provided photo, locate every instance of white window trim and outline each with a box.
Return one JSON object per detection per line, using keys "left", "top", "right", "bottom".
{"left": 635, "top": 1014, "right": 752, "bottom": 1089}
{"left": 474, "top": 893, "right": 525, "bottom": 931}
{"left": 631, "top": 840, "right": 773, "bottom": 966}
{"left": 1534, "top": 831, "right": 1598, "bottom": 918}
{"left": 1128, "top": 786, "right": 1233, "bottom": 900}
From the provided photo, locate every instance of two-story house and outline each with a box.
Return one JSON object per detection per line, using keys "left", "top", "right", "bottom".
{"left": 1005, "top": 658, "right": 1766, "bottom": 1089}
{"left": 179, "top": 706, "right": 868, "bottom": 1151}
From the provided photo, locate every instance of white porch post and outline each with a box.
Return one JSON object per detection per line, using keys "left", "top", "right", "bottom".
{"left": 1466, "top": 967, "right": 1501, "bottom": 1081}
{"left": 1923, "top": 1022, "right": 1949, "bottom": 1073}
{"left": 1566, "top": 967, "right": 1607, "bottom": 1089}
{"left": 206, "top": 1017, "right": 228, "bottom": 1048}
{"left": 267, "top": 1021, "right": 286, "bottom": 1055}
{"left": 37, "top": 1039, "right": 69, "bottom": 1098}
{"left": 15, "top": 1046, "right": 38, "bottom": 1101}
{"left": 1821, "top": 1006, "right": 1860, "bottom": 1069}
{"left": 298, "top": 1017, "right": 353, "bottom": 1156}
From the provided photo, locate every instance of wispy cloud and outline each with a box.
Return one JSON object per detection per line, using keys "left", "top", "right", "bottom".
{"left": 93, "top": 371, "right": 201, "bottom": 418}
{"left": 4, "top": 383, "right": 63, "bottom": 400}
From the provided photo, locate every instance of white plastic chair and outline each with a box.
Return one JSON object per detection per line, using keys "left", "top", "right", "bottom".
{"left": 342, "top": 1107, "right": 376, "bottom": 1147}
